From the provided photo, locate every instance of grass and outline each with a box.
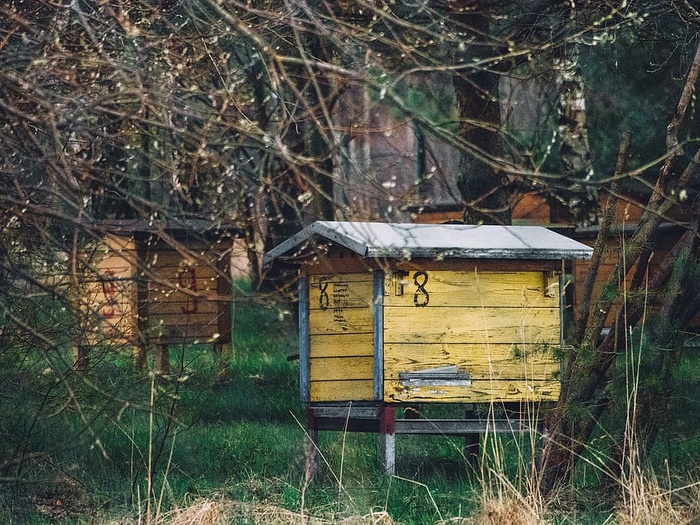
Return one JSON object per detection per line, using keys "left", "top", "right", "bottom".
{"left": 1, "top": 291, "right": 700, "bottom": 524}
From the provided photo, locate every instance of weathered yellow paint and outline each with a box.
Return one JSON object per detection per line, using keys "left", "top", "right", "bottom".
{"left": 383, "top": 269, "right": 561, "bottom": 403}
{"left": 384, "top": 379, "right": 560, "bottom": 403}
{"left": 305, "top": 269, "right": 563, "bottom": 404}
{"left": 310, "top": 334, "right": 374, "bottom": 357}
{"left": 310, "top": 357, "right": 374, "bottom": 381}
{"left": 311, "top": 380, "right": 375, "bottom": 402}
{"left": 384, "top": 343, "right": 560, "bottom": 381}
{"left": 383, "top": 306, "right": 559, "bottom": 344}
{"left": 309, "top": 306, "right": 375, "bottom": 335}
{"left": 308, "top": 274, "right": 375, "bottom": 335}
{"left": 86, "top": 235, "right": 138, "bottom": 345}
{"left": 309, "top": 272, "right": 374, "bottom": 284}
{"left": 307, "top": 272, "right": 375, "bottom": 402}
{"left": 308, "top": 275, "right": 374, "bottom": 310}
{"left": 386, "top": 270, "right": 559, "bottom": 308}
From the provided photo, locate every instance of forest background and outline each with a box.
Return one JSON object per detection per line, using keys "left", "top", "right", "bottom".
{"left": 1, "top": 0, "right": 699, "bottom": 523}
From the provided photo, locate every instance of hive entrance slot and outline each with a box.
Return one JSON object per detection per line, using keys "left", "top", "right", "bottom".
{"left": 399, "top": 365, "right": 472, "bottom": 387}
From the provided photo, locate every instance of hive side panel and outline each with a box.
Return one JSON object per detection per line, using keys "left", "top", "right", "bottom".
{"left": 383, "top": 269, "right": 561, "bottom": 403}
{"left": 308, "top": 273, "right": 375, "bottom": 402}
{"left": 386, "top": 270, "right": 559, "bottom": 308}
{"left": 141, "top": 240, "right": 232, "bottom": 345}
{"left": 86, "top": 235, "right": 138, "bottom": 346}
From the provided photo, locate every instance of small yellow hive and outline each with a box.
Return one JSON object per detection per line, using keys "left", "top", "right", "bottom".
{"left": 264, "top": 221, "right": 593, "bottom": 405}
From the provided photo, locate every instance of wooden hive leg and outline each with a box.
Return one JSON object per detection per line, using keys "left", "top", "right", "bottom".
{"left": 214, "top": 343, "right": 231, "bottom": 381}
{"left": 305, "top": 407, "right": 320, "bottom": 479}
{"left": 464, "top": 404, "right": 480, "bottom": 473}
{"left": 134, "top": 344, "right": 147, "bottom": 370}
{"left": 379, "top": 405, "right": 396, "bottom": 476}
{"left": 73, "top": 344, "right": 90, "bottom": 371}
{"left": 155, "top": 345, "right": 170, "bottom": 374}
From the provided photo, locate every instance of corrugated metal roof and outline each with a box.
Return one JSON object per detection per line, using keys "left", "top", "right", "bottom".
{"left": 263, "top": 221, "right": 593, "bottom": 265}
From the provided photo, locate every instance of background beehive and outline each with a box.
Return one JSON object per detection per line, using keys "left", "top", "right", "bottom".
{"left": 81, "top": 231, "right": 234, "bottom": 368}
{"left": 139, "top": 239, "right": 231, "bottom": 346}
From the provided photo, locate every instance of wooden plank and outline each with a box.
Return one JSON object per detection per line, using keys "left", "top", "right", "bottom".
{"left": 310, "top": 356, "right": 374, "bottom": 381}
{"left": 147, "top": 299, "right": 220, "bottom": 316}
{"left": 308, "top": 273, "right": 375, "bottom": 284}
{"left": 146, "top": 312, "right": 225, "bottom": 326}
{"left": 308, "top": 277, "right": 374, "bottom": 310}
{"left": 140, "top": 243, "right": 227, "bottom": 264}
{"left": 144, "top": 253, "right": 222, "bottom": 267}
{"left": 309, "top": 405, "right": 380, "bottom": 419}
{"left": 384, "top": 379, "right": 560, "bottom": 403}
{"left": 384, "top": 343, "right": 560, "bottom": 381}
{"left": 394, "top": 418, "right": 540, "bottom": 435}
{"left": 373, "top": 270, "right": 384, "bottom": 401}
{"left": 310, "top": 334, "right": 374, "bottom": 357}
{"left": 149, "top": 268, "right": 220, "bottom": 283}
{"left": 99, "top": 257, "right": 136, "bottom": 274}
{"left": 384, "top": 307, "right": 560, "bottom": 345}
{"left": 309, "top": 306, "right": 374, "bottom": 335}
{"left": 385, "top": 270, "right": 559, "bottom": 308}
{"left": 310, "top": 380, "right": 375, "bottom": 402}
{"left": 148, "top": 276, "right": 219, "bottom": 292}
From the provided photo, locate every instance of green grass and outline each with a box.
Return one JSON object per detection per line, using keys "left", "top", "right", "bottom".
{"left": 2, "top": 291, "right": 700, "bottom": 523}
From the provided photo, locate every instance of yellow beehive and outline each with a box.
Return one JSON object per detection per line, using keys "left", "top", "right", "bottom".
{"left": 264, "top": 221, "right": 592, "bottom": 404}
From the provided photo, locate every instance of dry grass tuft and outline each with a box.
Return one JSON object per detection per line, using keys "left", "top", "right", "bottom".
{"left": 616, "top": 469, "right": 700, "bottom": 525}
{"left": 105, "top": 496, "right": 398, "bottom": 525}
{"left": 473, "top": 491, "right": 545, "bottom": 525}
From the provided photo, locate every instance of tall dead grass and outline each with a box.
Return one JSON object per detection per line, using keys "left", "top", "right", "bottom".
{"left": 105, "top": 496, "right": 397, "bottom": 525}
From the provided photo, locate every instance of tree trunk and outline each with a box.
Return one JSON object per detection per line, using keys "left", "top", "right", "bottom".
{"left": 450, "top": 3, "right": 510, "bottom": 225}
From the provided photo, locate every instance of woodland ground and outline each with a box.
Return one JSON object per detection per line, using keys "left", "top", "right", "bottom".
{"left": 1, "top": 291, "right": 700, "bottom": 524}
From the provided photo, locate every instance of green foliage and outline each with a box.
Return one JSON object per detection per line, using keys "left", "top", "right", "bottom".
{"left": 2, "top": 287, "right": 700, "bottom": 523}
{"left": 392, "top": 76, "right": 459, "bottom": 134}
{"left": 581, "top": 20, "right": 700, "bottom": 178}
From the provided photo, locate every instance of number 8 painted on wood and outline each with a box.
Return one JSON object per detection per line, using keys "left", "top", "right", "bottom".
{"left": 413, "top": 271, "right": 429, "bottom": 307}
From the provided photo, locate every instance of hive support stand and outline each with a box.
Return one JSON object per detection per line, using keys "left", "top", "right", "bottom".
{"left": 464, "top": 404, "right": 480, "bottom": 473}
{"left": 306, "top": 403, "right": 541, "bottom": 477}
{"left": 133, "top": 343, "right": 170, "bottom": 374}
{"left": 133, "top": 342, "right": 231, "bottom": 379}
{"left": 378, "top": 405, "right": 396, "bottom": 475}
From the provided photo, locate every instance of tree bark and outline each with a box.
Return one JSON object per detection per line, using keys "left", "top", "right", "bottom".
{"left": 451, "top": 2, "right": 511, "bottom": 225}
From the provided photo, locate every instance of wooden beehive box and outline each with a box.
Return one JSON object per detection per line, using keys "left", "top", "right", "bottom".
{"left": 137, "top": 234, "right": 233, "bottom": 349}
{"left": 81, "top": 221, "right": 237, "bottom": 368}
{"left": 264, "top": 221, "right": 593, "bottom": 404}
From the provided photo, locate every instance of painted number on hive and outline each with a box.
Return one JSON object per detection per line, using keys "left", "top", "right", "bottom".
{"left": 101, "top": 269, "right": 117, "bottom": 319}
{"left": 318, "top": 281, "right": 330, "bottom": 310}
{"left": 178, "top": 267, "right": 199, "bottom": 314}
{"left": 413, "top": 271, "right": 430, "bottom": 307}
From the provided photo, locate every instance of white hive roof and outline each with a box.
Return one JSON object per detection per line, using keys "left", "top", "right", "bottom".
{"left": 263, "top": 221, "right": 593, "bottom": 265}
